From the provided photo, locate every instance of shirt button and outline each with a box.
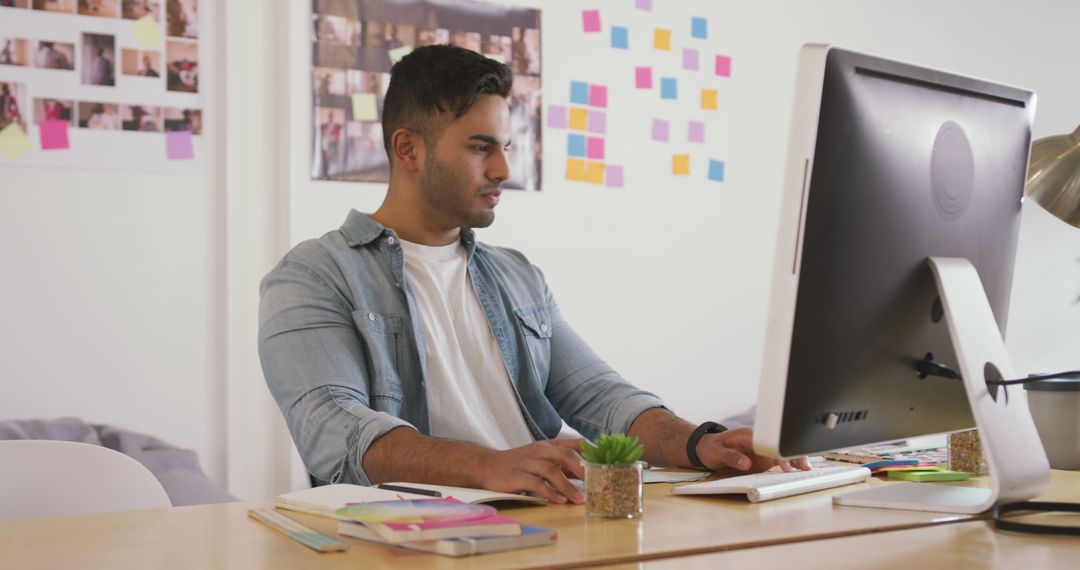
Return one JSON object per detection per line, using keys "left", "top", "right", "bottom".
{"left": 540, "top": 323, "right": 548, "bottom": 332}
{"left": 387, "top": 237, "right": 396, "bottom": 245}
{"left": 367, "top": 313, "right": 376, "bottom": 321}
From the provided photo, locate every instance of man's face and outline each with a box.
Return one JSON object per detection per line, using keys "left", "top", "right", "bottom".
{"left": 417, "top": 94, "right": 511, "bottom": 230}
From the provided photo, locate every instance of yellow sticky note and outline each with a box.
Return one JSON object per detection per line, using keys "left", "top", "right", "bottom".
{"left": 0, "top": 123, "right": 32, "bottom": 161}
{"left": 673, "top": 154, "right": 690, "bottom": 175}
{"left": 568, "top": 107, "right": 588, "bottom": 131}
{"left": 351, "top": 93, "right": 378, "bottom": 121}
{"left": 585, "top": 161, "right": 605, "bottom": 184}
{"left": 566, "top": 158, "right": 587, "bottom": 181}
{"left": 654, "top": 28, "right": 672, "bottom": 50}
{"left": 131, "top": 15, "right": 163, "bottom": 50}
{"left": 701, "top": 88, "right": 718, "bottom": 110}
{"left": 388, "top": 45, "right": 413, "bottom": 64}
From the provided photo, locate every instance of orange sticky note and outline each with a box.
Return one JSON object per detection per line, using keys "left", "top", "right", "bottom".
{"left": 673, "top": 154, "right": 690, "bottom": 175}
{"left": 568, "top": 107, "right": 588, "bottom": 131}
{"left": 654, "top": 28, "right": 672, "bottom": 50}
{"left": 701, "top": 88, "right": 718, "bottom": 110}
{"left": 585, "top": 160, "right": 605, "bottom": 184}
{"left": 566, "top": 158, "right": 587, "bottom": 181}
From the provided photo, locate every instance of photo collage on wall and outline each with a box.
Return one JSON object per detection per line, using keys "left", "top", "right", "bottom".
{"left": 0, "top": 0, "right": 202, "bottom": 162}
{"left": 310, "top": 0, "right": 542, "bottom": 190}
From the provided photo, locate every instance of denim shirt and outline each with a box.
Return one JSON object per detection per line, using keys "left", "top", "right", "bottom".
{"left": 258, "top": 210, "right": 665, "bottom": 486}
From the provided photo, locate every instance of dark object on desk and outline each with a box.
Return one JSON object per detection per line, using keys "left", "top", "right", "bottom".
{"left": 377, "top": 483, "right": 442, "bottom": 497}
{"left": 0, "top": 417, "right": 237, "bottom": 506}
{"left": 993, "top": 501, "right": 1080, "bottom": 537}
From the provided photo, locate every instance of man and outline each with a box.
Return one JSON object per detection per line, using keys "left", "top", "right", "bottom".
{"left": 259, "top": 45, "right": 805, "bottom": 505}
{"left": 89, "top": 46, "right": 113, "bottom": 86}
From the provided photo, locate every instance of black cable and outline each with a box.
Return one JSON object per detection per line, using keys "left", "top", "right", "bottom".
{"left": 986, "top": 371, "right": 1080, "bottom": 386}
{"left": 915, "top": 354, "right": 1080, "bottom": 386}
{"left": 993, "top": 501, "right": 1080, "bottom": 536}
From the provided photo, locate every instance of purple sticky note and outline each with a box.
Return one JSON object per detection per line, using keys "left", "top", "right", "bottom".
{"left": 651, "top": 119, "right": 669, "bottom": 142}
{"left": 547, "top": 104, "right": 568, "bottom": 129}
{"left": 39, "top": 120, "right": 69, "bottom": 150}
{"left": 589, "top": 84, "right": 608, "bottom": 108}
{"left": 582, "top": 10, "right": 601, "bottom": 33}
{"left": 587, "top": 110, "right": 607, "bottom": 134}
{"left": 635, "top": 67, "right": 653, "bottom": 89}
{"left": 606, "top": 165, "right": 624, "bottom": 187}
{"left": 683, "top": 48, "right": 699, "bottom": 71}
{"left": 688, "top": 120, "right": 705, "bottom": 143}
{"left": 716, "top": 54, "right": 732, "bottom": 77}
{"left": 166, "top": 130, "right": 194, "bottom": 160}
{"left": 635, "top": 0, "right": 652, "bottom": 10}
{"left": 586, "top": 137, "right": 605, "bottom": 160}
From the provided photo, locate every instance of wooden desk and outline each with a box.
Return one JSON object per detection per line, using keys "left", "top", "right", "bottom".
{"left": 611, "top": 469, "right": 1080, "bottom": 570}
{"left": 0, "top": 470, "right": 999, "bottom": 570}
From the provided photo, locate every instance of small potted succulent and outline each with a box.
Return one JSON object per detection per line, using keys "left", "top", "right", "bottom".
{"left": 580, "top": 433, "right": 645, "bottom": 519}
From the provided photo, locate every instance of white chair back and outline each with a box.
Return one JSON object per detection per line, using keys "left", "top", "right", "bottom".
{"left": 0, "top": 440, "right": 171, "bottom": 520}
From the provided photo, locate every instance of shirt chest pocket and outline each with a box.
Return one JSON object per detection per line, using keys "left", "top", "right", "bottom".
{"left": 513, "top": 305, "right": 553, "bottom": 383}
{"left": 351, "top": 309, "right": 404, "bottom": 404}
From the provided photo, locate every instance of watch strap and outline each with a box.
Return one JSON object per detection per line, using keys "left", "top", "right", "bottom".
{"left": 687, "top": 421, "right": 728, "bottom": 469}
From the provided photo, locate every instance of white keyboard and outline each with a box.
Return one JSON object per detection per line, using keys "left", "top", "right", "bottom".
{"left": 672, "top": 466, "right": 872, "bottom": 503}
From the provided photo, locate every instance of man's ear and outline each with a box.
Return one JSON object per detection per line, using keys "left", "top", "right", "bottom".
{"left": 390, "top": 128, "right": 424, "bottom": 171}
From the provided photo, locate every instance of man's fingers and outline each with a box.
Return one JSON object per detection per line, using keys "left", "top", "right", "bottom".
{"left": 534, "top": 443, "right": 585, "bottom": 479}
{"left": 793, "top": 456, "right": 812, "bottom": 470}
{"left": 512, "top": 471, "right": 568, "bottom": 504}
{"left": 523, "top": 458, "right": 584, "bottom": 504}
{"left": 714, "top": 447, "right": 752, "bottom": 471}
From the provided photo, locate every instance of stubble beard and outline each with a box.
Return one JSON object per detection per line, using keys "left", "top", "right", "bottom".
{"left": 420, "top": 151, "right": 496, "bottom": 229}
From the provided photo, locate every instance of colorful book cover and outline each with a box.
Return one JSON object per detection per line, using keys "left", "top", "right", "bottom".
{"left": 335, "top": 499, "right": 522, "bottom": 543}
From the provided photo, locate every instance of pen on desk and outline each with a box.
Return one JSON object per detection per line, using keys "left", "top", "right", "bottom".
{"left": 377, "top": 483, "right": 442, "bottom": 497}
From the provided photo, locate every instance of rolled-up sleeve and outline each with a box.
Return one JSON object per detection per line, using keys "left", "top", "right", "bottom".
{"left": 258, "top": 258, "right": 412, "bottom": 486}
{"left": 539, "top": 282, "right": 666, "bottom": 440}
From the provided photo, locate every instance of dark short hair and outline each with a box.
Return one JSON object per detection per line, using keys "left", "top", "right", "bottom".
{"left": 381, "top": 44, "right": 512, "bottom": 161}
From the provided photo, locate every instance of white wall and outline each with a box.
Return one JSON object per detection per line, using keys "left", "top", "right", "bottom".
{"left": 2, "top": 0, "right": 1078, "bottom": 501}
{"left": 0, "top": 5, "right": 226, "bottom": 480}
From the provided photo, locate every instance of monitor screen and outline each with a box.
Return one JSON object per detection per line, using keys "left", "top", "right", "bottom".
{"left": 754, "top": 46, "right": 1035, "bottom": 459}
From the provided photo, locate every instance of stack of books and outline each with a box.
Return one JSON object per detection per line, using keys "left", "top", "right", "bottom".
{"left": 275, "top": 483, "right": 556, "bottom": 557}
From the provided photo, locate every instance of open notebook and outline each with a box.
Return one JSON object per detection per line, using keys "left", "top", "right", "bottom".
{"left": 276, "top": 483, "right": 546, "bottom": 520}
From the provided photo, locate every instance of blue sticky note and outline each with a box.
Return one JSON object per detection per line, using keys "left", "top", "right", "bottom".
{"left": 611, "top": 26, "right": 628, "bottom": 49}
{"left": 691, "top": 17, "right": 708, "bottom": 39}
{"left": 660, "top": 77, "right": 677, "bottom": 100}
{"left": 568, "top": 134, "right": 587, "bottom": 157}
{"left": 570, "top": 81, "right": 590, "bottom": 105}
{"left": 708, "top": 159, "right": 725, "bottom": 182}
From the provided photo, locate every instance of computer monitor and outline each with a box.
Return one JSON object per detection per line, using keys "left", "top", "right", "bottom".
{"left": 753, "top": 45, "right": 1050, "bottom": 513}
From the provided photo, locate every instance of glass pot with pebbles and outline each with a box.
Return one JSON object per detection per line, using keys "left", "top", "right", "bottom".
{"left": 580, "top": 434, "right": 645, "bottom": 519}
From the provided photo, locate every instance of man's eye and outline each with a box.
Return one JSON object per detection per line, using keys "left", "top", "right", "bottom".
{"left": 473, "top": 145, "right": 489, "bottom": 152}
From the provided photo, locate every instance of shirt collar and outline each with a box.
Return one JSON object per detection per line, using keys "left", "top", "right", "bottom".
{"left": 340, "top": 209, "right": 478, "bottom": 255}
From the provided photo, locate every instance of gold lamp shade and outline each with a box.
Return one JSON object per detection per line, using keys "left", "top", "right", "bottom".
{"left": 1026, "top": 124, "right": 1080, "bottom": 229}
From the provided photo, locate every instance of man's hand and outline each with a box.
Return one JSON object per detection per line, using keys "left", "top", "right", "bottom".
{"left": 478, "top": 439, "right": 586, "bottom": 505}
{"left": 695, "top": 427, "right": 811, "bottom": 473}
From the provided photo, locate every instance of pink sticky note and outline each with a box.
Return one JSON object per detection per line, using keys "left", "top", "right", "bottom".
{"left": 39, "top": 120, "right": 70, "bottom": 150}
{"left": 547, "top": 104, "right": 568, "bottom": 128}
{"left": 166, "top": 130, "right": 194, "bottom": 160}
{"left": 589, "top": 84, "right": 608, "bottom": 108}
{"left": 651, "top": 119, "right": 669, "bottom": 142}
{"left": 635, "top": 67, "right": 653, "bottom": 89}
{"left": 716, "top": 54, "right": 732, "bottom": 77}
{"left": 606, "top": 165, "right": 624, "bottom": 187}
{"left": 683, "top": 48, "right": 699, "bottom": 71}
{"left": 582, "top": 10, "right": 601, "bottom": 33}
{"left": 688, "top": 120, "right": 705, "bottom": 143}
{"left": 586, "top": 137, "right": 605, "bottom": 160}
{"left": 635, "top": 0, "right": 652, "bottom": 10}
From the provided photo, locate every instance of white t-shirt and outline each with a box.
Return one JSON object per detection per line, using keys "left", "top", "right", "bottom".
{"left": 400, "top": 238, "right": 534, "bottom": 450}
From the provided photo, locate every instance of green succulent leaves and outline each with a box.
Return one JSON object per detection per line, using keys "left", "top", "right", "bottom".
{"left": 580, "top": 433, "right": 644, "bottom": 465}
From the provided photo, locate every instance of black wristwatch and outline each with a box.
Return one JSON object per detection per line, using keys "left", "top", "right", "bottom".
{"left": 687, "top": 421, "right": 728, "bottom": 469}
